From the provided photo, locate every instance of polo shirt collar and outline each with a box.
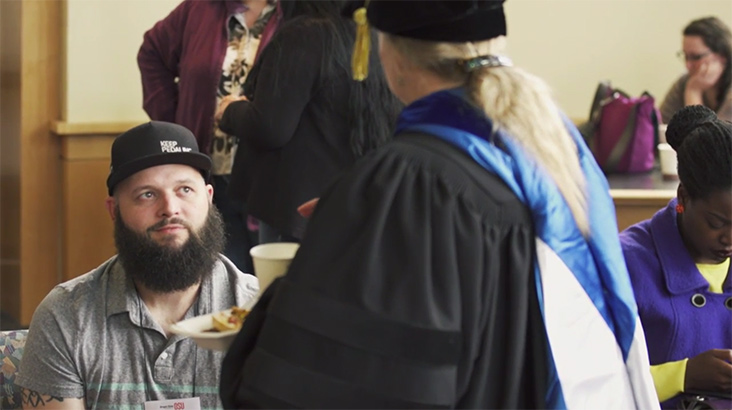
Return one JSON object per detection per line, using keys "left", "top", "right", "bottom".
{"left": 105, "top": 257, "right": 216, "bottom": 322}
{"left": 105, "top": 259, "right": 135, "bottom": 319}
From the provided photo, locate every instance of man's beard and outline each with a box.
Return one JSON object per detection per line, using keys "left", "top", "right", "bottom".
{"left": 114, "top": 206, "right": 226, "bottom": 293}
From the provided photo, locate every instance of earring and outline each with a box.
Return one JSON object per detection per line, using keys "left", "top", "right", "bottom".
{"left": 676, "top": 203, "right": 684, "bottom": 214}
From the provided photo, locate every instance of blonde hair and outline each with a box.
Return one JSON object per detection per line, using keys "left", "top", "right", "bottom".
{"left": 386, "top": 34, "right": 589, "bottom": 235}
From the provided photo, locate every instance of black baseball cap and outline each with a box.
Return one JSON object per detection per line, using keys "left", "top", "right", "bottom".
{"left": 106, "top": 121, "right": 212, "bottom": 195}
{"left": 342, "top": 0, "right": 507, "bottom": 43}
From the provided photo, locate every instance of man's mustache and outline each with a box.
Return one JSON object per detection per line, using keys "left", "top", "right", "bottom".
{"left": 147, "top": 217, "right": 192, "bottom": 233}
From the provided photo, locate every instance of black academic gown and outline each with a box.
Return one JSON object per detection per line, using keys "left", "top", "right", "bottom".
{"left": 220, "top": 133, "right": 548, "bottom": 409}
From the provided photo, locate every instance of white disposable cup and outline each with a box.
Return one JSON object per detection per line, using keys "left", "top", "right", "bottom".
{"left": 250, "top": 242, "right": 300, "bottom": 294}
{"left": 658, "top": 143, "right": 678, "bottom": 180}
{"left": 658, "top": 123, "right": 668, "bottom": 144}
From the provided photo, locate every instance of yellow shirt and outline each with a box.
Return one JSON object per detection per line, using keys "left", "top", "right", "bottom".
{"left": 650, "top": 258, "right": 730, "bottom": 402}
{"left": 700, "top": 259, "right": 731, "bottom": 294}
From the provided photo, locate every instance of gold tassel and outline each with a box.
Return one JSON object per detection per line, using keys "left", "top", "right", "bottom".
{"left": 351, "top": 6, "right": 370, "bottom": 81}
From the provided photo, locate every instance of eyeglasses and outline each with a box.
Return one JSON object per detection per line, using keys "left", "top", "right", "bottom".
{"left": 677, "top": 50, "right": 711, "bottom": 62}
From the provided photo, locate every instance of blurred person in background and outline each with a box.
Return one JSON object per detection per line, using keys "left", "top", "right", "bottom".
{"left": 138, "top": 0, "right": 281, "bottom": 272}
{"left": 214, "top": 0, "right": 401, "bottom": 243}
{"left": 660, "top": 17, "right": 732, "bottom": 123}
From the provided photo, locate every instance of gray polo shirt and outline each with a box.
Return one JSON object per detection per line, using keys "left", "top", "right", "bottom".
{"left": 16, "top": 255, "right": 258, "bottom": 409}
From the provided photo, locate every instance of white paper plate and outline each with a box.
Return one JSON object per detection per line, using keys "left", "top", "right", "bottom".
{"left": 169, "top": 309, "right": 239, "bottom": 351}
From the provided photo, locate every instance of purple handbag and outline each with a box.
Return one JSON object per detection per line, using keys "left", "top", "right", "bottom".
{"left": 580, "top": 82, "right": 660, "bottom": 173}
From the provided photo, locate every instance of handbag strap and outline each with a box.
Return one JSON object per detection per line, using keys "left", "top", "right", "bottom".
{"left": 604, "top": 102, "right": 639, "bottom": 172}
{"left": 644, "top": 92, "right": 661, "bottom": 149}
{"left": 588, "top": 82, "right": 612, "bottom": 122}
{"left": 584, "top": 84, "right": 628, "bottom": 153}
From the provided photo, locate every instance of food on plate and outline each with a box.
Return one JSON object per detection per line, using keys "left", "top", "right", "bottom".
{"left": 211, "top": 306, "right": 250, "bottom": 332}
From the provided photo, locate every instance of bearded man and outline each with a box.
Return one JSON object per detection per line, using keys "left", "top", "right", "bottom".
{"left": 16, "top": 121, "right": 259, "bottom": 409}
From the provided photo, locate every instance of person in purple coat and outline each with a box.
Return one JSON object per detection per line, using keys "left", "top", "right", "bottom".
{"left": 620, "top": 105, "right": 732, "bottom": 408}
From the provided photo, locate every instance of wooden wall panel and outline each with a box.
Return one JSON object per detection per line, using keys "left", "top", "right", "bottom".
{"left": 18, "top": 0, "right": 62, "bottom": 325}
{"left": 62, "top": 157, "right": 116, "bottom": 281}
{"left": 1, "top": 0, "right": 23, "bottom": 324}
{"left": 612, "top": 195, "right": 674, "bottom": 232}
{"left": 56, "top": 127, "right": 134, "bottom": 282}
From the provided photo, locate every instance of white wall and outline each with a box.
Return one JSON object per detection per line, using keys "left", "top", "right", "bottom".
{"left": 64, "top": 0, "right": 732, "bottom": 123}
{"left": 64, "top": 0, "right": 179, "bottom": 122}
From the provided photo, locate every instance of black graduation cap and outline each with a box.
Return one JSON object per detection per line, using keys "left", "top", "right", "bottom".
{"left": 342, "top": 0, "right": 507, "bottom": 43}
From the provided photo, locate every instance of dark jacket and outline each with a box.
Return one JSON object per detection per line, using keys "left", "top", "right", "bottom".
{"left": 220, "top": 16, "right": 363, "bottom": 239}
{"left": 220, "top": 133, "right": 547, "bottom": 408}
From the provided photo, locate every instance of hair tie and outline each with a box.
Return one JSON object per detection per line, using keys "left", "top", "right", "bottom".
{"left": 461, "top": 55, "right": 513, "bottom": 72}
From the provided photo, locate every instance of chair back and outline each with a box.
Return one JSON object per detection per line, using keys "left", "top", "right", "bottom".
{"left": 0, "top": 329, "right": 28, "bottom": 409}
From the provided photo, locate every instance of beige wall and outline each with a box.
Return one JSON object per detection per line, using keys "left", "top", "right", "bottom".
{"left": 506, "top": 0, "right": 732, "bottom": 121}
{"left": 64, "top": 0, "right": 732, "bottom": 123}
{"left": 64, "top": 0, "right": 178, "bottom": 122}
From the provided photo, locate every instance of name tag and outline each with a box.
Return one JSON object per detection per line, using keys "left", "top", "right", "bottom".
{"left": 144, "top": 397, "right": 201, "bottom": 410}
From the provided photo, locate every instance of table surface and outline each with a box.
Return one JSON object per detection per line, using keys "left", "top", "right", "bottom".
{"left": 606, "top": 166, "right": 678, "bottom": 199}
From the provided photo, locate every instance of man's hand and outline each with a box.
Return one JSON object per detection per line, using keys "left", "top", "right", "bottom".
{"left": 215, "top": 95, "right": 248, "bottom": 122}
{"left": 685, "top": 349, "right": 732, "bottom": 393}
{"left": 686, "top": 57, "right": 725, "bottom": 94}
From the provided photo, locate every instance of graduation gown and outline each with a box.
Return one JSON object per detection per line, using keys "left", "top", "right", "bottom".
{"left": 220, "top": 132, "right": 548, "bottom": 408}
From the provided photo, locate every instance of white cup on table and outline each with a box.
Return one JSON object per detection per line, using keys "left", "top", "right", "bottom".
{"left": 250, "top": 242, "right": 300, "bottom": 294}
{"left": 657, "top": 142, "right": 678, "bottom": 181}
{"left": 658, "top": 123, "right": 668, "bottom": 144}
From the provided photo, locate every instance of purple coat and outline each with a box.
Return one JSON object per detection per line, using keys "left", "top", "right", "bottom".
{"left": 138, "top": 0, "right": 280, "bottom": 155}
{"left": 620, "top": 198, "right": 732, "bottom": 367}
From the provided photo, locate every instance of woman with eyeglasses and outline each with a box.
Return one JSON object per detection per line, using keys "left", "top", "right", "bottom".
{"left": 620, "top": 105, "right": 732, "bottom": 408}
{"left": 660, "top": 17, "right": 732, "bottom": 123}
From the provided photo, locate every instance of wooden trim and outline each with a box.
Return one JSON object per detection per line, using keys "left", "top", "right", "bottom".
{"left": 61, "top": 135, "right": 115, "bottom": 160}
{"left": 610, "top": 189, "right": 676, "bottom": 201}
{"left": 62, "top": 159, "right": 115, "bottom": 282}
{"left": 0, "top": 0, "right": 22, "bottom": 322}
{"left": 18, "top": 0, "right": 63, "bottom": 326}
{"left": 59, "top": 1, "right": 68, "bottom": 122}
{"left": 611, "top": 189, "right": 674, "bottom": 232}
{"left": 52, "top": 120, "right": 143, "bottom": 136}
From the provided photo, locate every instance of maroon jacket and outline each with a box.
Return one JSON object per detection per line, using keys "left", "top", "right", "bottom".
{"left": 138, "top": 0, "right": 280, "bottom": 154}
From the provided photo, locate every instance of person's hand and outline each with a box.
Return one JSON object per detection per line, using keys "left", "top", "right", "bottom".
{"left": 215, "top": 95, "right": 248, "bottom": 122}
{"left": 686, "top": 57, "right": 725, "bottom": 94}
{"left": 297, "top": 198, "right": 319, "bottom": 218}
{"left": 685, "top": 349, "right": 732, "bottom": 393}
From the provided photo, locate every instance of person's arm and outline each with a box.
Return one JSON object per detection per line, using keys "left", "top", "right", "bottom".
{"left": 659, "top": 76, "right": 687, "bottom": 124}
{"left": 685, "top": 349, "right": 732, "bottom": 394}
{"left": 20, "top": 390, "right": 84, "bottom": 410}
{"left": 684, "top": 84, "right": 705, "bottom": 107}
{"left": 15, "top": 292, "right": 87, "bottom": 409}
{"left": 649, "top": 349, "right": 732, "bottom": 403}
{"left": 137, "top": 1, "right": 188, "bottom": 122}
{"left": 715, "top": 88, "right": 732, "bottom": 122}
{"left": 218, "top": 21, "right": 325, "bottom": 150}
{"left": 684, "top": 57, "right": 725, "bottom": 108}
{"left": 650, "top": 360, "right": 687, "bottom": 402}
